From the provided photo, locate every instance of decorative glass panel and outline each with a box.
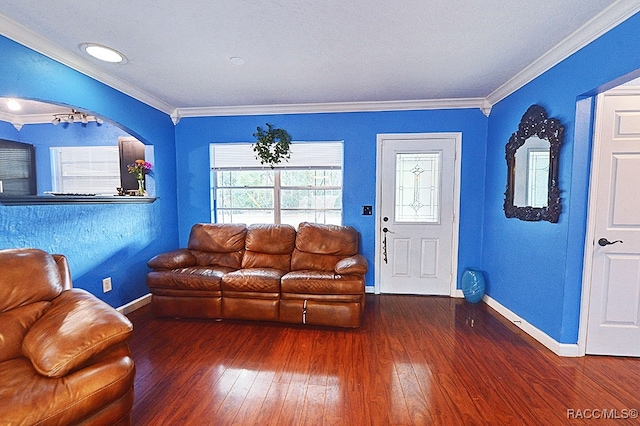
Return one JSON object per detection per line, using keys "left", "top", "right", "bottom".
{"left": 395, "top": 152, "right": 440, "bottom": 223}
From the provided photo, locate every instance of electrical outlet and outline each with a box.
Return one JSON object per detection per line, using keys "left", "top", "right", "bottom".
{"left": 102, "top": 277, "right": 112, "bottom": 293}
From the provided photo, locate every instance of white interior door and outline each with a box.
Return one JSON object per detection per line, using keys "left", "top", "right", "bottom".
{"left": 585, "top": 92, "right": 640, "bottom": 357}
{"left": 376, "top": 133, "right": 460, "bottom": 295}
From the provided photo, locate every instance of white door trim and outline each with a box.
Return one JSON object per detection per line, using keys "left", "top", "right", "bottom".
{"left": 374, "top": 132, "right": 462, "bottom": 296}
{"left": 578, "top": 89, "right": 640, "bottom": 356}
{"left": 577, "top": 93, "right": 605, "bottom": 356}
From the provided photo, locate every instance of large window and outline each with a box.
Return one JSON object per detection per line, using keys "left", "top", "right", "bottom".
{"left": 211, "top": 142, "right": 343, "bottom": 225}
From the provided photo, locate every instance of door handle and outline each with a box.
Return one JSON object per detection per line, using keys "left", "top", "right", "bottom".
{"left": 382, "top": 225, "right": 394, "bottom": 264}
{"left": 598, "top": 238, "right": 623, "bottom": 247}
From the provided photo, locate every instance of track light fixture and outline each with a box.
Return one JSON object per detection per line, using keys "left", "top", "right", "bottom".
{"left": 52, "top": 109, "right": 103, "bottom": 125}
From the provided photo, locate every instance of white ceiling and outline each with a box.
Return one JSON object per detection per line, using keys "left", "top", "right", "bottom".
{"left": 1, "top": 1, "right": 639, "bottom": 119}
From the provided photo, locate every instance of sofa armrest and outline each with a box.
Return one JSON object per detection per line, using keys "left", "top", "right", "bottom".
{"left": 147, "top": 249, "right": 197, "bottom": 270}
{"left": 335, "top": 254, "right": 368, "bottom": 275}
{"left": 22, "top": 289, "right": 133, "bottom": 378}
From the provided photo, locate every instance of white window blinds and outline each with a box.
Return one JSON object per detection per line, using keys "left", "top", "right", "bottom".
{"left": 50, "top": 146, "right": 120, "bottom": 194}
{"left": 211, "top": 142, "right": 343, "bottom": 170}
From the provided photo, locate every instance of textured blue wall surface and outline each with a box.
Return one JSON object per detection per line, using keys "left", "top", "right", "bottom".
{"left": 0, "top": 35, "right": 179, "bottom": 308}
{"left": 175, "top": 109, "right": 489, "bottom": 289}
{"left": 483, "top": 11, "right": 640, "bottom": 343}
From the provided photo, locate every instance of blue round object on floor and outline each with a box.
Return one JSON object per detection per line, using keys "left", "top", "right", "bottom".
{"left": 462, "top": 269, "right": 485, "bottom": 303}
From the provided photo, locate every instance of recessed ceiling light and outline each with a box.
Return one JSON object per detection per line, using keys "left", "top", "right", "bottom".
{"left": 229, "top": 56, "right": 245, "bottom": 66}
{"left": 80, "top": 43, "right": 128, "bottom": 64}
{"left": 7, "top": 99, "right": 21, "bottom": 111}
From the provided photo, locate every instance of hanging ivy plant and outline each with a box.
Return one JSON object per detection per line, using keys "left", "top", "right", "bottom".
{"left": 252, "top": 123, "right": 292, "bottom": 168}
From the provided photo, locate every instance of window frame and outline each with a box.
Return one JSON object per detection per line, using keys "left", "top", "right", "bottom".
{"left": 210, "top": 142, "right": 343, "bottom": 225}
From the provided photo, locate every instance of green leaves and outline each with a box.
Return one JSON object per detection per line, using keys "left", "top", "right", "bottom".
{"left": 252, "top": 123, "right": 292, "bottom": 168}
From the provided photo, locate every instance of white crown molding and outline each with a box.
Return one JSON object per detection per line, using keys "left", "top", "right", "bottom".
{"left": 0, "top": 13, "right": 175, "bottom": 115}
{"left": 486, "top": 1, "right": 640, "bottom": 106}
{"left": 173, "top": 97, "right": 490, "bottom": 120}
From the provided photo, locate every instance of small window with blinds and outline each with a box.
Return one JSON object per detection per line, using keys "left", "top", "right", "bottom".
{"left": 210, "top": 142, "right": 343, "bottom": 225}
{"left": 50, "top": 146, "right": 120, "bottom": 195}
{"left": 0, "top": 139, "right": 37, "bottom": 196}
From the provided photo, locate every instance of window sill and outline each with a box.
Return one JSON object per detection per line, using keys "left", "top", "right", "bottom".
{"left": 0, "top": 195, "right": 158, "bottom": 206}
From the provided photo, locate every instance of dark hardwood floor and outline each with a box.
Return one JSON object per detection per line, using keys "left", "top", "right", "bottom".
{"left": 127, "top": 295, "right": 640, "bottom": 425}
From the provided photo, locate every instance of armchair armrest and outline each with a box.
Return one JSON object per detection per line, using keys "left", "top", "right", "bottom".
{"left": 22, "top": 289, "right": 133, "bottom": 378}
{"left": 147, "top": 249, "right": 196, "bottom": 270}
{"left": 335, "top": 254, "right": 368, "bottom": 275}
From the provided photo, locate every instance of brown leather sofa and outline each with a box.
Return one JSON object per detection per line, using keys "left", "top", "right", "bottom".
{"left": 147, "top": 222, "right": 368, "bottom": 327}
{"left": 0, "top": 248, "right": 135, "bottom": 425}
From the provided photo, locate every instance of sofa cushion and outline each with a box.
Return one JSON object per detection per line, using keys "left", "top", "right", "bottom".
{"left": 291, "top": 251, "right": 346, "bottom": 272}
{"left": 191, "top": 250, "right": 244, "bottom": 269}
{"left": 281, "top": 271, "right": 364, "bottom": 294}
{"left": 23, "top": 289, "right": 133, "bottom": 378}
{"left": 0, "top": 345, "right": 134, "bottom": 425}
{"left": 242, "top": 224, "right": 296, "bottom": 270}
{"left": 147, "top": 267, "right": 231, "bottom": 291}
{"left": 188, "top": 223, "right": 247, "bottom": 253}
{"left": 222, "top": 268, "right": 284, "bottom": 293}
{"left": 0, "top": 248, "right": 63, "bottom": 313}
{"left": 0, "top": 302, "right": 49, "bottom": 363}
{"left": 291, "top": 222, "right": 359, "bottom": 271}
{"left": 295, "top": 222, "right": 358, "bottom": 255}
{"left": 245, "top": 224, "right": 296, "bottom": 254}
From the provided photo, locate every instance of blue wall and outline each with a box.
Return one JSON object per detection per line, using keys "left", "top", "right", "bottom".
{"left": 0, "top": 35, "right": 179, "bottom": 308}
{"left": 174, "top": 110, "right": 488, "bottom": 289}
{"left": 483, "top": 11, "right": 640, "bottom": 343}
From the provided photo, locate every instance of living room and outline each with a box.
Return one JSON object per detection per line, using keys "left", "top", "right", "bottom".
{"left": 1, "top": 2, "right": 640, "bottom": 424}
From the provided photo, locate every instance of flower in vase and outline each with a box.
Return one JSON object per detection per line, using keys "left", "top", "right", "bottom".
{"left": 127, "top": 159, "right": 152, "bottom": 180}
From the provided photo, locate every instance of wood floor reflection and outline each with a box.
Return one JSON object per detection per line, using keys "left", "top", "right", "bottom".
{"left": 127, "top": 295, "right": 640, "bottom": 425}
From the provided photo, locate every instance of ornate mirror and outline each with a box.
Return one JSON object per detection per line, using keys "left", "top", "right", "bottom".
{"left": 504, "top": 105, "right": 564, "bottom": 222}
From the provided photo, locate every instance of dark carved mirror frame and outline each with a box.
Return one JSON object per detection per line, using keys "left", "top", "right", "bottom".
{"left": 504, "top": 104, "right": 564, "bottom": 223}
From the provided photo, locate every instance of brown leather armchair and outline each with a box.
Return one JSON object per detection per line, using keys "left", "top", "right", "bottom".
{"left": 0, "top": 248, "right": 135, "bottom": 425}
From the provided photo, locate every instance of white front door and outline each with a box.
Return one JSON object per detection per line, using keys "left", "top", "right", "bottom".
{"left": 585, "top": 92, "right": 640, "bottom": 357}
{"left": 375, "top": 133, "right": 460, "bottom": 295}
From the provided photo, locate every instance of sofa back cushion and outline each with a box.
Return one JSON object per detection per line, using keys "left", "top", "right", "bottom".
{"left": 0, "top": 302, "right": 50, "bottom": 362}
{"left": 242, "top": 224, "right": 296, "bottom": 271}
{"left": 187, "top": 223, "right": 247, "bottom": 268}
{"left": 291, "top": 222, "right": 359, "bottom": 271}
{"left": 0, "top": 248, "right": 63, "bottom": 313}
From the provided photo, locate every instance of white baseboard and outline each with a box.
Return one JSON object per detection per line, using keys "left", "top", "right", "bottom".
{"left": 117, "top": 293, "right": 151, "bottom": 315}
{"left": 483, "top": 295, "right": 581, "bottom": 357}
{"left": 365, "top": 285, "right": 375, "bottom": 293}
